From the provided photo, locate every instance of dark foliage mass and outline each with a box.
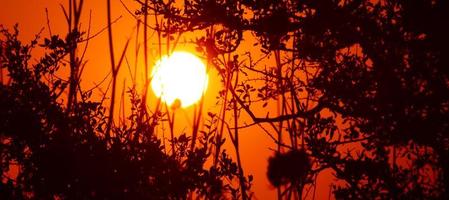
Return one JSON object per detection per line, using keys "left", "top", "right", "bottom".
{"left": 0, "top": 25, "right": 250, "bottom": 199}
{"left": 1, "top": 0, "right": 449, "bottom": 199}
{"left": 267, "top": 150, "right": 310, "bottom": 187}
{"left": 143, "top": 0, "right": 449, "bottom": 199}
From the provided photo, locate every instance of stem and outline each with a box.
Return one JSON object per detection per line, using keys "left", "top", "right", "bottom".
{"left": 105, "top": 0, "right": 116, "bottom": 138}
{"left": 233, "top": 97, "right": 247, "bottom": 200}
{"left": 190, "top": 94, "right": 204, "bottom": 151}
{"left": 166, "top": 105, "right": 176, "bottom": 156}
{"left": 275, "top": 49, "right": 283, "bottom": 199}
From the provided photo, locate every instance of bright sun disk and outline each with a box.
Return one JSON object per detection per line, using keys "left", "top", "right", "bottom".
{"left": 151, "top": 51, "right": 208, "bottom": 108}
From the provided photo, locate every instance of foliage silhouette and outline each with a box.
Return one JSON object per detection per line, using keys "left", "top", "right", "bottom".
{"left": 138, "top": 0, "right": 449, "bottom": 199}
{"left": 0, "top": 22, "right": 250, "bottom": 200}
{"left": 2, "top": 0, "right": 449, "bottom": 199}
{"left": 267, "top": 150, "right": 310, "bottom": 188}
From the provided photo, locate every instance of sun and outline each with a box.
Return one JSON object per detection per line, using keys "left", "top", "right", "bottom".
{"left": 151, "top": 51, "right": 208, "bottom": 108}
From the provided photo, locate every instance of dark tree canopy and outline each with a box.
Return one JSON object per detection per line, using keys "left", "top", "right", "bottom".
{"left": 1, "top": 0, "right": 449, "bottom": 199}
{"left": 149, "top": 0, "right": 449, "bottom": 198}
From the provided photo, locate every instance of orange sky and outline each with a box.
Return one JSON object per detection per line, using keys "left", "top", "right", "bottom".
{"left": 0, "top": 1, "right": 335, "bottom": 199}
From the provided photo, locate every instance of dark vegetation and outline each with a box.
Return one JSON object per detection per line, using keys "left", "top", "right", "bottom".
{"left": 1, "top": 0, "right": 449, "bottom": 199}
{"left": 0, "top": 24, "right": 249, "bottom": 199}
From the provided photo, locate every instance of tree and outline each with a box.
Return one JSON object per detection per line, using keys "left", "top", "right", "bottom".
{"left": 0, "top": 1, "right": 251, "bottom": 199}
{"left": 1, "top": 0, "right": 448, "bottom": 199}
{"left": 137, "top": 0, "right": 448, "bottom": 199}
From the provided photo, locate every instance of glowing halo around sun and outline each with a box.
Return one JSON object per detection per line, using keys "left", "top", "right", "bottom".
{"left": 151, "top": 51, "right": 208, "bottom": 108}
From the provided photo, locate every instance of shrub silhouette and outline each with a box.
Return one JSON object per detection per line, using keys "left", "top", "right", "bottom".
{"left": 0, "top": 24, "right": 250, "bottom": 199}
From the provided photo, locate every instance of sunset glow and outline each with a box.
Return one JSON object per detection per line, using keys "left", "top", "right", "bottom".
{"left": 2, "top": 1, "right": 445, "bottom": 199}
{"left": 151, "top": 51, "right": 208, "bottom": 108}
